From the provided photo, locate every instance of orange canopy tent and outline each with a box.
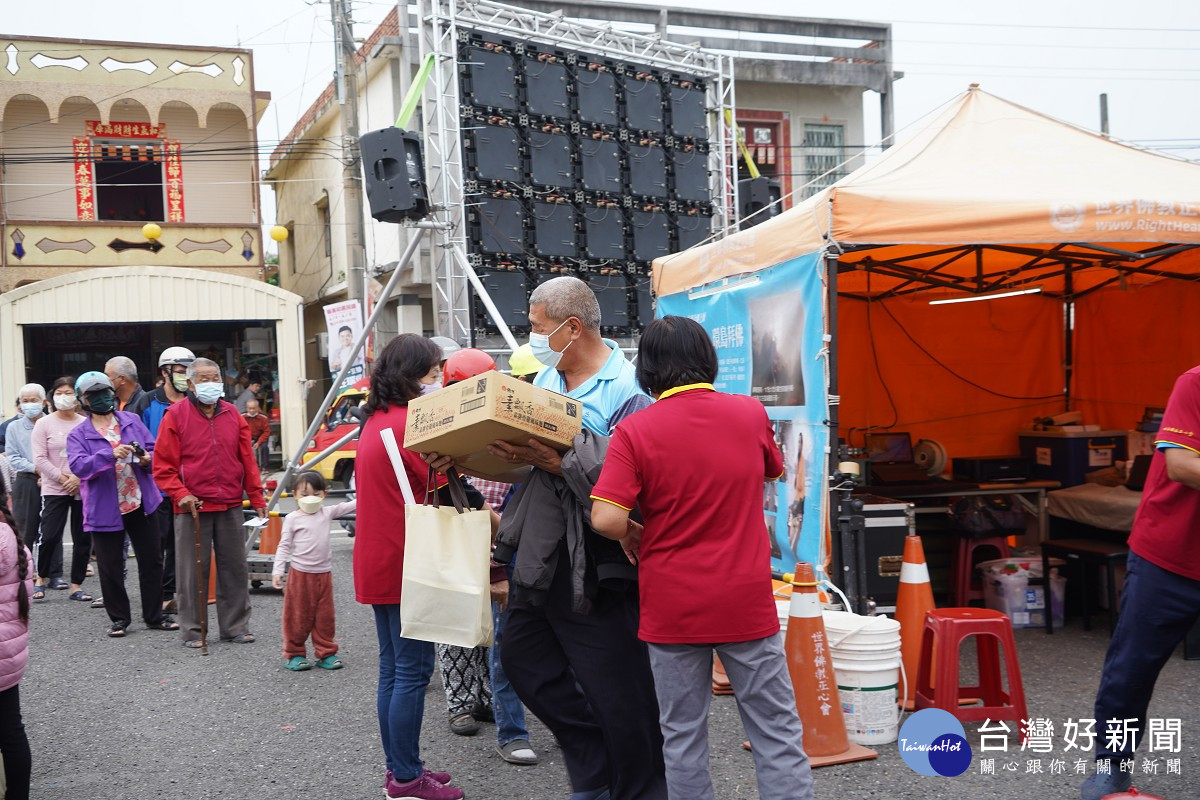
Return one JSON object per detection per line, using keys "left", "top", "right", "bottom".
{"left": 653, "top": 86, "right": 1200, "bottom": 460}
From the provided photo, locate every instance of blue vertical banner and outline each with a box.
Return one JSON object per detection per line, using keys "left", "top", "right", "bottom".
{"left": 657, "top": 252, "right": 827, "bottom": 574}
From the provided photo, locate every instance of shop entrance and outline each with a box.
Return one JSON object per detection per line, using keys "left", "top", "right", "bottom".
{"left": 21, "top": 320, "right": 279, "bottom": 410}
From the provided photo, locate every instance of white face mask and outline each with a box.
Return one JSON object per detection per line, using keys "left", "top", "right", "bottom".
{"left": 194, "top": 382, "right": 224, "bottom": 404}
{"left": 528, "top": 319, "right": 572, "bottom": 370}
{"left": 297, "top": 495, "right": 325, "bottom": 514}
{"left": 53, "top": 394, "right": 77, "bottom": 411}
{"left": 420, "top": 380, "right": 442, "bottom": 396}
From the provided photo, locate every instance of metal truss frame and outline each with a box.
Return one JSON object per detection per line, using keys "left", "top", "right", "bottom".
{"left": 417, "top": 0, "right": 735, "bottom": 341}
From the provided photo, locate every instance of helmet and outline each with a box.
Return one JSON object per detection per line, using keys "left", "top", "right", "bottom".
{"left": 75, "top": 371, "right": 114, "bottom": 395}
{"left": 507, "top": 343, "right": 545, "bottom": 378}
{"left": 430, "top": 336, "right": 461, "bottom": 362}
{"left": 443, "top": 349, "right": 496, "bottom": 384}
{"left": 158, "top": 346, "right": 196, "bottom": 368}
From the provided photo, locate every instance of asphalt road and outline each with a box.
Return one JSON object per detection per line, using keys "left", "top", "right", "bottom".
{"left": 18, "top": 521, "right": 1200, "bottom": 799}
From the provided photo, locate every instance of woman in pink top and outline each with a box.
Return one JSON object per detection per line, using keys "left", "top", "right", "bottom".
{"left": 31, "top": 376, "right": 91, "bottom": 602}
{"left": 0, "top": 503, "right": 34, "bottom": 800}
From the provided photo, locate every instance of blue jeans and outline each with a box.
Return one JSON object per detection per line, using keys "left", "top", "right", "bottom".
{"left": 491, "top": 600, "right": 529, "bottom": 746}
{"left": 374, "top": 604, "right": 436, "bottom": 782}
{"left": 1094, "top": 551, "right": 1200, "bottom": 760}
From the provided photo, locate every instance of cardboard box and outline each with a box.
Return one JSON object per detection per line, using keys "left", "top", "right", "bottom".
{"left": 404, "top": 370, "right": 583, "bottom": 475}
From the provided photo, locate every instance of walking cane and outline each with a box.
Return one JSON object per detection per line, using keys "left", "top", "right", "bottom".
{"left": 191, "top": 508, "right": 209, "bottom": 656}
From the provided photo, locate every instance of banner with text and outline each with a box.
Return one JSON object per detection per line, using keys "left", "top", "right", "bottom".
{"left": 657, "top": 251, "right": 828, "bottom": 574}
{"left": 324, "top": 299, "right": 365, "bottom": 389}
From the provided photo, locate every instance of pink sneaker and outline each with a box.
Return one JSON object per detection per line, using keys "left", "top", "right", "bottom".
{"left": 385, "top": 771, "right": 463, "bottom": 800}
{"left": 387, "top": 768, "right": 452, "bottom": 786}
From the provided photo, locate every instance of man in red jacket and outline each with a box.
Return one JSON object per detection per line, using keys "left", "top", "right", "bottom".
{"left": 153, "top": 358, "right": 267, "bottom": 648}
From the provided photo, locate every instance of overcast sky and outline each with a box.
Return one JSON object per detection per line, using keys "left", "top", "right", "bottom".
{"left": 6, "top": 0, "right": 1200, "bottom": 239}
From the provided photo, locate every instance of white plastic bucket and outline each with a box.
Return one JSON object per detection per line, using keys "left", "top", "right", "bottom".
{"left": 822, "top": 610, "right": 902, "bottom": 745}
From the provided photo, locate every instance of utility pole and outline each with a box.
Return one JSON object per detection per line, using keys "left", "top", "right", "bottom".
{"left": 1099, "top": 93, "right": 1109, "bottom": 138}
{"left": 333, "top": 0, "right": 367, "bottom": 303}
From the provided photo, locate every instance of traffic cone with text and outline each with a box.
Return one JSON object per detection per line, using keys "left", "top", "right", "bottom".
{"left": 784, "top": 562, "right": 877, "bottom": 766}
{"left": 895, "top": 534, "right": 935, "bottom": 710}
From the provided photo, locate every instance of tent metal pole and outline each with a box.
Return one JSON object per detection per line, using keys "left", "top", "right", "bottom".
{"left": 1064, "top": 266, "right": 1074, "bottom": 412}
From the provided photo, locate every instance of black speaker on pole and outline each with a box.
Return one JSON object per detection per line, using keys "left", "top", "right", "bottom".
{"left": 360, "top": 127, "right": 430, "bottom": 223}
{"left": 737, "top": 176, "right": 781, "bottom": 229}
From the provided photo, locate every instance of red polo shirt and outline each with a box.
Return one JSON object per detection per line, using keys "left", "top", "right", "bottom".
{"left": 1129, "top": 366, "right": 1200, "bottom": 580}
{"left": 591, "top": 384, "right": 784, "bottom": 644}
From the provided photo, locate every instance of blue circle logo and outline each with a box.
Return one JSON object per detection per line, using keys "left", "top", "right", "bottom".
{"left": 897, "top": 709, "right": 973, "bottom": 777}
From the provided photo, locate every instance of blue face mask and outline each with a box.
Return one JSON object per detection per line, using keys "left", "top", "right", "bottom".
{"left": 20, "top": 402, "right": 42, "bottom": 420}
{"left": 195, "top": 382, "right": 225, "bottom": 405}
{"left": 528, "top": 319, "right": 572, "bottom": 370}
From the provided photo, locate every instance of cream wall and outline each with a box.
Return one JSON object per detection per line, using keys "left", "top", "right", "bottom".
{"left": 2, "top": 96, "right": 255, "bottom": 224}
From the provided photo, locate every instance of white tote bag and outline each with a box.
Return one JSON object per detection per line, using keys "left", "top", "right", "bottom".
{"left": 380, "top": 428, "right": 494, "bottom": 647}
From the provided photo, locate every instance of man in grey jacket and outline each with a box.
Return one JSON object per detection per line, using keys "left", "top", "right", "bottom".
{"left": 427, "top": 277, "right": 663, "bottom": 800}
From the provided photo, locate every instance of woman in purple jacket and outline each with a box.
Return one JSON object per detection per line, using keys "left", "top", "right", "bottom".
{"left": 66, "top": 372, "right": 177, "bottom": 638}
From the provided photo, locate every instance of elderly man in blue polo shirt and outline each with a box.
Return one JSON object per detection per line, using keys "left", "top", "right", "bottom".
{"left": 426, "top": 276, "right": 665, "bottom": 800}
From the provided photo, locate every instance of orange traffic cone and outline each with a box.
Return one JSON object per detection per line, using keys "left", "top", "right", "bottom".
{"left": 784, "top": 562, "right": 877, "bottom": 767}
{"left": 895, "top": 534, "right": 935, "bottom": 710}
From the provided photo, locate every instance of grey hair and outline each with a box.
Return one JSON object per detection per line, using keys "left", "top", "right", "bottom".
{"left": 529, "top": 276, "right": 601, "bottom": 331}
{"left": 105, "top": 356, "right": 138, "bottom": 381}
{"left": 18, "top": 383, "right": 46, "bottom": 401}
{"left": 187, "top": 357, "right": 222, "bottom": 381}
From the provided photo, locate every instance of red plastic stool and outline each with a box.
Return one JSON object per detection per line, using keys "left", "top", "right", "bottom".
{"left": 915, "top": 608, "right": 1028, "bottom": 736}
{"left": 951, "top": 535, "right": 1010, "bottom": 606}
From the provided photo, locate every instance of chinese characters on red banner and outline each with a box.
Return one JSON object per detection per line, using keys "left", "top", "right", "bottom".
{"left": 75, "top": 121, "right": 184, "bottom": 222}
{"left": 73, "top": 137, "right": 95, "bottom": 221}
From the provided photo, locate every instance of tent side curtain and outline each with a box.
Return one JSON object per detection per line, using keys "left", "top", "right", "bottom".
{"left": 1073, "top": 280, "right": 1200, "bottom": 430}
{"left": 837, "top": 294, "right": 1064, "bottom": 459}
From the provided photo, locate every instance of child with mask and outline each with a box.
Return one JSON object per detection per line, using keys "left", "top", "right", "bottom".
{"left": 272, "top": 470, "right": 354, "bottom": 671}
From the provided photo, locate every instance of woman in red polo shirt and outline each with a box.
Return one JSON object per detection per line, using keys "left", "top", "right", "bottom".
{"left": 590, "top": 315, "right": 814, "bottom": 800}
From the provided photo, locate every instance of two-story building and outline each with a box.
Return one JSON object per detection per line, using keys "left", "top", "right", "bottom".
{"left": 0, "top": 35, "right": 307, "bottom": 456}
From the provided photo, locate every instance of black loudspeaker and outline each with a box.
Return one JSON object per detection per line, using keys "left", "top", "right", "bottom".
{"left": 360, "top": 127, "right": 430, "bottom": 223}
{"left": 738, "top": 177, "right": 781, "bottom": 229}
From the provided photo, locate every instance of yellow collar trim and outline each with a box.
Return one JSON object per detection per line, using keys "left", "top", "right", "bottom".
{"left": 658, "top": 383, "right": 716, "bottom": 401}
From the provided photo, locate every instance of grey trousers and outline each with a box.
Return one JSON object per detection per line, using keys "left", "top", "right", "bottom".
{"left": 647, "top": 636, "right": 814, "bottom": 800}
{"left": 173, "top": 508, "right": 252, "bottom": 642}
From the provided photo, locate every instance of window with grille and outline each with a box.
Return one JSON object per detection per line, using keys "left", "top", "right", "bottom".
{"left": 802, "top": 123, "right": 845, "bottom": 197}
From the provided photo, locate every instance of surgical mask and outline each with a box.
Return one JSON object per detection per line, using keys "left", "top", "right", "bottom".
{"left": 297, "top": 495, "right": 325, "bottom": 514}
{"left": 170, "top": 373, "right": 189, "bottom": 392}
{"left": 195, "top": 382, "right": 225, "bottom": 404}
{"left": 20, "top": 402, "right": 42, "bottom": 419}
{"left": 528, "top": 319, "right": 572, "bottom": 370}
{"left": 85, "top": 392, "right": 116, "bottom": 416}
{"left": 246, "top": 411, "right": 259, "bottom": 418}
{"left": 53, "top": 394, "right": 77, "bottom": 411}
{"left": 420, "top": 381, "right": 442, "bottom": 396}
